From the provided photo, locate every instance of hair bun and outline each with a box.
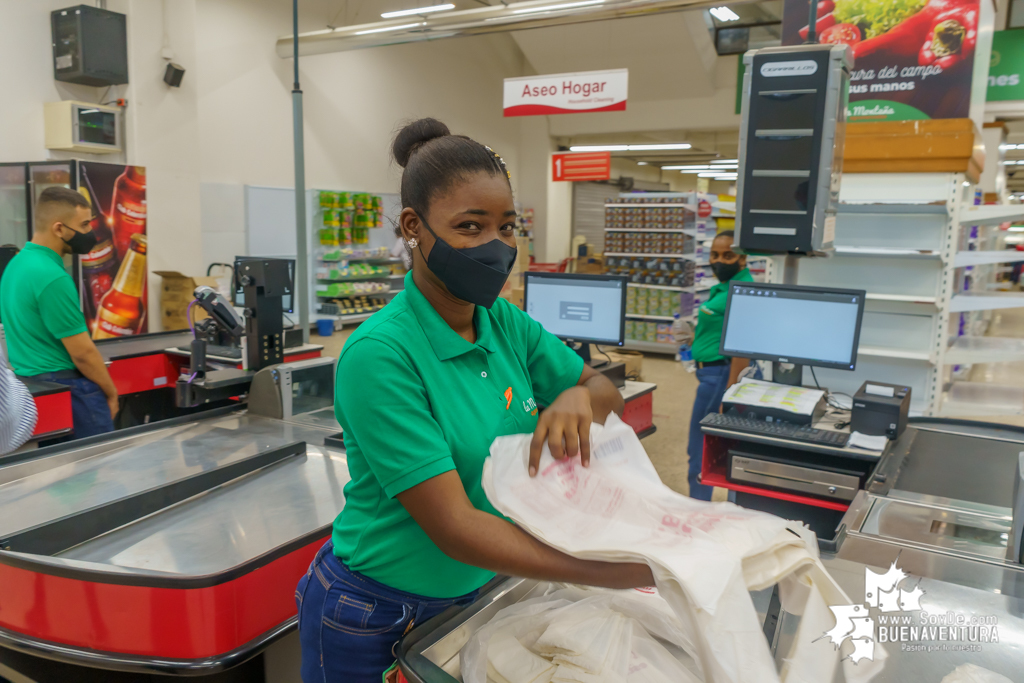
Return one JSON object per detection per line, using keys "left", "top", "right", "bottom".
{"left": 392, "top": 118, "right": 451, "bottom": 168}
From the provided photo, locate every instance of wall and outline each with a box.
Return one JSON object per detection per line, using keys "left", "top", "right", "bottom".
{"left": 0, "top": 0, "right": 204, "bottom": 330}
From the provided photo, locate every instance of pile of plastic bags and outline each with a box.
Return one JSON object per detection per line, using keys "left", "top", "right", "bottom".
{"left": 471, "top": 413, "right": 886, "bottom": 683}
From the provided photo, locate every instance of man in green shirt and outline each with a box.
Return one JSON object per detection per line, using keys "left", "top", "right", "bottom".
{"left": 1, "top": 186, "right": 118, "bottom": 440}
{"left": 687, "top": 229, "right": 752, "bottom": 500}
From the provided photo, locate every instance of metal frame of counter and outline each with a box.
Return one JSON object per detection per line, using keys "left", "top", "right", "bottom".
{"left": 0, "top": 408, "right": 349, "bottom": 676}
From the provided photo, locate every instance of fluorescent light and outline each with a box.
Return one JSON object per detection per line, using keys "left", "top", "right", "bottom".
{"left": 625, "top": 143, "right": 692, "bottom": 151}
{"left": 1008, "top": 227, "right": 1024, "bottom": 232}
{"left": 569, "top": 143, "right": 691, "bottom": 152}
{"left": 699, "top": 172, "right": 737, "bottom": 178}
{"left": 963, "top": 181, "right": 971, "bottom": 187}
{"left": 513, "top": 0, "right": 604, "bottom": 14}
{"left": 381, "top": 3, "right": 454, "bottom": 17}
{"left": 636, "top": 162, "right": 648, "bottom": 166}
{"left": 709, "top": 6, "right": 740, "bottom": 21}
{"left": 355, "top": 21, "right": 424, "bottom": 34}
{"left": 662, "top": 165, "right": 710, "bottom": 170}
{"left": 711, "top": 158, "right": 738, "bottom": 164}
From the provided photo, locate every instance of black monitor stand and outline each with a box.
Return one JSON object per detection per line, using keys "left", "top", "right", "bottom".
{"left": 564, "top": 340, "right": 609, "bottom": 368}
{"left": 772, "top": 362, "right": 803, "bottom": 386}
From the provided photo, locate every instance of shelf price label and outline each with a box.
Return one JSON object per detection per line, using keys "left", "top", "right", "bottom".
{"left": 552, "top": 152, "right": 611, "bottom": 182}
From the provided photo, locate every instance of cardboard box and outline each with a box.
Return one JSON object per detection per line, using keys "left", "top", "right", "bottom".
{"left": 509, "top": 286, "right": 524, "bottom": 309}
{"left": 510, "top": 236, "right": 530, "bottom": 277}
{"left": 155, "top": 271, "right": 219, "bottom": 331}
{"left": 574, "top": 255, "right": 604, "bottom": 275}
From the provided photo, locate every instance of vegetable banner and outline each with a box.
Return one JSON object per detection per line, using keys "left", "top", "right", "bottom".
{"left": 781, "top": 0, "right": 980, "bottom": 121}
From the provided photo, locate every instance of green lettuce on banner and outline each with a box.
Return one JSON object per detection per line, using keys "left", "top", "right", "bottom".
{"left": 780, "top": 0, "right": 980, "bottom": 121}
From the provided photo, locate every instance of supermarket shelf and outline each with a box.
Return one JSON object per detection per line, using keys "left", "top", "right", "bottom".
{"left": 837, "top": 201, "right": 948, "bottom": 215}
{"left": 622, "top": 339, "right": 679, "bottom": 354}
{"left": 605, "top": 203, "right": 693, "bottom": 208}
{"left": 604, "top": 227, "right": 695, "bottom": 234}
{"left": 315, "top": 312, "right": 378, "bottom": 325}
{"left": 605, "top": 252, "right": 690, "bottom": 259}
{"left": 940, "top": 381, "right": 1024, "bottom": 417}
{"left": 949, "top": 291, "right": 1024, "bottom": 312}
{"left": 316, "top": 273, "right": 391, "bottom": 282}
{"left": 857, "top": 346, "right": 934, "bottom": 362}
{"left": 627, "top": 283, "right": 686, "bottom": 292}
{"left": 316, "top": 290, "right": 394, "bottom": 299}
{"left": 959, "top": 205, "right": 1024, "bottom": 226}
{"left": 626, "top": 314, "right": 676, "bottom": 321}
{"left": 865, "top": 293, "right": 938, "bottom": 305}
{"left": 945, "top": 336, "right": 1024, "bottom": 365}
{"left": 834, "top": 246, "right": 942, "bottom": 259}
{"left": 320, "top": 255, "right": 401, "bottom": 263}
{"left": 953, "top": 250, "right": 1024, "bottom": 267}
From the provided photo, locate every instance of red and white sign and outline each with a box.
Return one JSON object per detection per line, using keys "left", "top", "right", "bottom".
{"left": 552, "top": 152, "right": 611, "bottom": 182}
{"left": 504, "top": 69, "right": 628, "bottom": 117}
{"left": 697, "top": 200, "right": 713, "bottom": 218}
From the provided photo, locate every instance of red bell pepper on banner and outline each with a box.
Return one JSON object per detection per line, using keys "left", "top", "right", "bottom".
{"left": 918, "top": 4, "right": 978, "bottom": 69}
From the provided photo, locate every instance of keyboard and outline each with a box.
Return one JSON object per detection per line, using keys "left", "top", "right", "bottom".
{"left": 700, "top": 412, "right": 849, "bottom": 448}
{"left": 176, "top": 344, "right": 242, "bottom": 360}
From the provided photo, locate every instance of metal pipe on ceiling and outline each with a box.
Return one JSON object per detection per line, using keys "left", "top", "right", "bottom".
{"left": 276, "top": 0, "right": 728, "bottom": 57}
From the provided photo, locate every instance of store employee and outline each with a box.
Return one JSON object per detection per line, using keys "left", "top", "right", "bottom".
{"left": 296, "top": 119, "right": 652, "bottom": 682}
{"left": 686, "top": 230, "right": 752, "bottom": 501}
{"left": 0, "top": 187, "right": 118, "bottom": 440}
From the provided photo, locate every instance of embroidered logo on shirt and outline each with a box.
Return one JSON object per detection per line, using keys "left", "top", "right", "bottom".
{"left": 522, "top": 397, "right": 537, "bottom": 415}
{"left": 505, "top": 387, "right": 513, "bottom": 410}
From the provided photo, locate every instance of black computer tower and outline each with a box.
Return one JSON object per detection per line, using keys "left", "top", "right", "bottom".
{"left": 51, "top": 5, "right": 129, "bottom": 87}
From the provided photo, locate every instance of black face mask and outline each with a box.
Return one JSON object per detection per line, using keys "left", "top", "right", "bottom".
{"left": 60, "top": 224, "right": 99, "bottom": 255}
{"left": 710, "top": 260, "right": 742, "bottom": 282}
{"left": 417, "top": 215, "right": 517, "bottom": 308}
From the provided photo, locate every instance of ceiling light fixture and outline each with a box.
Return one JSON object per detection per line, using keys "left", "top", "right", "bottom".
{"left": 711, "top": 158, "right": 738, "bottom": 164}
{"left": 699, "top": 171, "right": 737, "bottom": 178}
{"left": 569, "top": 143, "right": 691, "bottom": 152}
{"left": 1008, "top": 227, "right": 1024, "bottom": 232}
{"left": 637, "top": 162, "right": 648, "bottom": 165}
{"left": 355, "top": 21, "right": 425, "bottom": 34}
{"left": 662, "top": 164, "right": 709, "bottom": 170}
{"left": 709, "top": 6, "right": 740, "bottom": 21}
{"left": 381, "top": 3, "right": 455, "bottom": 18}
{"left": 513, "top": 0, "right": 604, "bottom": 14}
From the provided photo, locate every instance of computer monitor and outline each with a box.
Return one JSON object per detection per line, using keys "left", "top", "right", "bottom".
{"left": 233, "top": 256, "right": 295, "bottom": 314}
{"left": 719, "top": 281, "right": 866, "bottom": 371}
{"left": 523, "top": 272, "right": 627, "bottom": 347}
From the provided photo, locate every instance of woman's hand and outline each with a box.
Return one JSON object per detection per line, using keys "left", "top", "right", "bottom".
{"left": 529, "top": 386, "right": 592, "bottom": 476}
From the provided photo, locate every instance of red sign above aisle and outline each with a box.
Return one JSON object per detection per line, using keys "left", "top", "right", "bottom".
{"left": 552, "top": 152, "right": 612, "bottom": 182}
{"left": 504, "top": 69, "right": 628, "bottom": 117}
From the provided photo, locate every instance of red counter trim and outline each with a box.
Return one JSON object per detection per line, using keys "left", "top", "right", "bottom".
{"left": 0, "top": 534, "right": 327, "bottom": 660}
{"left": 108, "top": 353, "right": 186, "bottom": 395}
{"left": 31, "top": 391, "right": 72, "bottom": 438}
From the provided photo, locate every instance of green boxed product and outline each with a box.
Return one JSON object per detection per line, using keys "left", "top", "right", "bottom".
{"left": 625, "top": 320, "right": 635, "bottom": 339}
{"left": 338, "top": 192, "right": 354, "bottom": 210}
{"left": 319, "top": 191, "right": 336, "bottom": 209}
{"left": 371, "top": 195, "right": 383, "bottom": 212}
{"left": 319, "top": 227, "right": 338, "bottom": 246}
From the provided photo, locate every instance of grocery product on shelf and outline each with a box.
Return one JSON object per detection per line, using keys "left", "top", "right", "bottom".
{"left": 316, "top": 280, "right": 390, "bottom": 298}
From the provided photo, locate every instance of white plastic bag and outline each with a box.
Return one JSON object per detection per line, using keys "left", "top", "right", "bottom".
{"left": 940, "top": 664, "right": 1015, "bottom": 683}
{"left": 482, "top": 413, "right": 886, "bottom": 683}
{"left": 461, "top": 589, "right": 701, "bottom": 683}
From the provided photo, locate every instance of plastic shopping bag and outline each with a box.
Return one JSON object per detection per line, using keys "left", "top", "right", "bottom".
{"left": 482, "top": 413, "right": 886, "bottom": 683}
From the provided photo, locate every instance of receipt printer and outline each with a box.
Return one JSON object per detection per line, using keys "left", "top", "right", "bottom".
{"left": 851, "top": 382, "right": 910, "bottom": 439}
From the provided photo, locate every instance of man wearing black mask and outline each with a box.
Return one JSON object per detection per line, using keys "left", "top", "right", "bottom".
{"left": 685, "top": 230, "right": 752, "bottom": 501}
{"left": 0, "top": 186, "right": 118, "bottom": 440}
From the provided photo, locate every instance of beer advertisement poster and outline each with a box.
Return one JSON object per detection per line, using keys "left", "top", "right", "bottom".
{"left": 781, "top": 0, "right": 980, "bottom": 122}
{"left": 77, "top": 162, "right": 148, "bottom": 339}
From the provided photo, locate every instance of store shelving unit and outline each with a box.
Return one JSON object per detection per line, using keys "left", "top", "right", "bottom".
{"left": 774, "top": 173, "right": 1024, "bottom": 415}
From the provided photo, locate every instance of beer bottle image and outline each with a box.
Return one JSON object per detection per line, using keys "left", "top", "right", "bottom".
{"left": 111, "top": 166, "right": 146, "bottom": 261}
{"left": 76, "top": 184, "right": 120, "bottom": 333}
{"left": 93, "top": 234, "right": 147, "bottom": 339}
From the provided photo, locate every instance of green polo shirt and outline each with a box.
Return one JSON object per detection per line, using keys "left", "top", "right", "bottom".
{"left": 332, "top": 272, "right": 584, "bottom": 598}
{"left": 691, "top": 267, "right": 753, "bottom": 363}
{"left": 0, "top": 243, "right": 87, "bottom": 376}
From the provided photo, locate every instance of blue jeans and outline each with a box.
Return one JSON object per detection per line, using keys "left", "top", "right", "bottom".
{"left": 687, "top": 364, "right": 730, "bottom": 501}
{"left": 296, "top": 542, "right": 479, "bottom": 683}
{"left": 35, "top": 374, "right": 114, "bottom": 441}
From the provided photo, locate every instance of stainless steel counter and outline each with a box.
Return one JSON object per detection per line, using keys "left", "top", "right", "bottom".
{"left": 0, "top": 412, "right": 349, "bottom": 578}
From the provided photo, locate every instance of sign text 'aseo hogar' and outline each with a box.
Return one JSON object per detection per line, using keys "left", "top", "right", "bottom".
{"left": 503, "top": 69, "right": 628, "bottom": 117}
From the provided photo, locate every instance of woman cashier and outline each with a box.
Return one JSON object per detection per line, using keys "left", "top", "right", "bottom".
{"left": 296, "top": 119, "right": 654, "bottom": 682}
